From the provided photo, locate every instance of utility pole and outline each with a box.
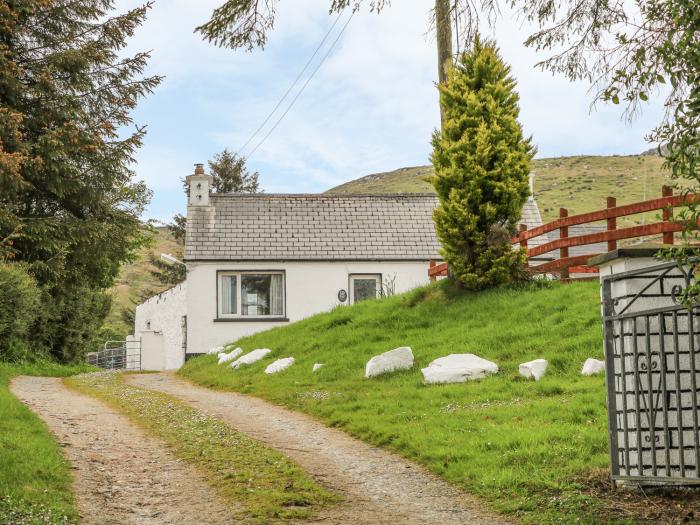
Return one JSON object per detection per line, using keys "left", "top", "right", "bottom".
{"left": 435, "top": 0, "right": 453, "bottom": 129}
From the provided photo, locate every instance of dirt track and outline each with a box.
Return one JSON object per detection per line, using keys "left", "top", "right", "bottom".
{"left": 10, "top": 376, "right": 236, "bottom": 525}
{"left": 127, "top": 372, "right": 511, "bottom": 525}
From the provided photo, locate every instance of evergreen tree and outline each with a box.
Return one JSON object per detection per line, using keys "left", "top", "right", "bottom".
{"left": 0, "top": 1, "right": 160, "bottom": 361}
{"left": 147, "top": 251, "right": 186, "bottom": 287}
{"left": 169, "top": 214, "right": 188, "bottom": 244}
{"left": 167, "top": 149, "right": 260, "bottom": 250}
{"left": 208, "top": 149, "right": 261, "bottom": 193}
{"left": 431, "top": 35, "right": 535, "bottom": 290}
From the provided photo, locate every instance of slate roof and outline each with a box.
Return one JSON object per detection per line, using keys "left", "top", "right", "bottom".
{"left": 185, "top": 193, "right": 442, "bottom": 261}
{"left": 534, "top": 224, "right": 608, "bottom": 260}
{"left": 185, "top": 192, "right": 549, "bottom": 262}
{"left": 520, "top": 197, "right": 548, "bottom": 249}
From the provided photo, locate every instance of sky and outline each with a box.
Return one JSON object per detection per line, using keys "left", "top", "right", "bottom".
{"left": 114, "top": 0, "right": 665, "bottom": 222}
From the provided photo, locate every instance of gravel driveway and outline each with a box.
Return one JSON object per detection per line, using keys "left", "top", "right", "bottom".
{"left": 127, "top": 372, "right": 512, "bottom": 525}
{"left": 10, "top": 376, "right": 236, "bottom": 525}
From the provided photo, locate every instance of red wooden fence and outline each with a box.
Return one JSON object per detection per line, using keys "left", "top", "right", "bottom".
{"left": 429, "top": 186, "right": 697, "bottom": 281}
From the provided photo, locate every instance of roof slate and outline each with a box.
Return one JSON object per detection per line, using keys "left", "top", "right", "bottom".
{"left": 185, "top": 193, "right": 546, "bottom": 262}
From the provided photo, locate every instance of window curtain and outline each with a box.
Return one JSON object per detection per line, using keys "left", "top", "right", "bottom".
{"left": 222, "top": 275, "right": 237, "bottom": 314}
{"left": 270, "top": 274, "right": 284, "bottom": 315}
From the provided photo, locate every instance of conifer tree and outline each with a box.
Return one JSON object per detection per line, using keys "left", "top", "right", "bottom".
{"left": 431, "top": 35, "right": 534, "bottom": 290}
{"left": 168, "top": 149, "right": 260, "bottom": 246}
{"left": 209, "top": 149, "right": 261, "bottom": 194}
{"left": 0, "top": 1, "right": 160, "bottom": 361}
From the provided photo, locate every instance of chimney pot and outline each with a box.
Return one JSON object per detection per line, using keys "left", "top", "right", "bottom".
{"left": 186, "top": 162, "right": 213, "bottom": 206}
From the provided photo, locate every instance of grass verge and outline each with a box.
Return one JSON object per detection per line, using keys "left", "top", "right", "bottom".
{"left": 0, "top": 361, "right": 93, "bottom": 525}
{"left": 66, "top": 372, "right": 337, "bottom": 524}
{"left": 179, "top": 279, "right": 695, "bottom": 524}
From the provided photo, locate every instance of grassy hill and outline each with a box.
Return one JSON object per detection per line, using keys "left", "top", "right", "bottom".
{"left": 180, "top": 280, "right": 697, "bottom": 524}
{"left": 327, "top": 155, "right": 670, "bottom": 227}
{"left": 103, "top": 227, "right": 182, "bottom": 339}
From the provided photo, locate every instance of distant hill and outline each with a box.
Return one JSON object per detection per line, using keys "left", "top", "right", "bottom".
{"left": 326, "top": 155, "right": 670, "bottom": 226}
{"left": 104, "top": 227, "right": 182, "bottom": 339}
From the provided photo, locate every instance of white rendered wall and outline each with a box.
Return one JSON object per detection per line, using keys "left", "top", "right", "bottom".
{"left": 133, "top": 282, "right": 187, "bottom": 370}
{"left": 185, "top": 261, "right": 432, "bottom": 355}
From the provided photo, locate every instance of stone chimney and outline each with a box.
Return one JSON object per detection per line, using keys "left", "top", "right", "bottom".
{"left": 185, "top": 163, "right": 214, "bottom": 206}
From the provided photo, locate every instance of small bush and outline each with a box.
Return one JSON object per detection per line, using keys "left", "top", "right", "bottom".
{"left": 0, "top": 263, "right": 40, "bottom": 359}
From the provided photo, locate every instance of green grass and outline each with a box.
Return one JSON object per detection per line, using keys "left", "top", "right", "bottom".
{"left": 180, "top": 280, "right": 619, "bottom": 524}
{"left": 67, "top": 372, "right": 337, "bottom": 524}
{"left": 326, "top": 154, "right": 670, "bottom": 228}
{"left": 0, "top": 361, "right": 94, "bottom": 525}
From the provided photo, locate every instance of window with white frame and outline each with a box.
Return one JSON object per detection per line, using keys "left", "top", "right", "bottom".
{"left": 349, "top": 274, "right": 381, "bottom": 304}
{"left": 218, "top": 272, "right": 285, "bottom": 318}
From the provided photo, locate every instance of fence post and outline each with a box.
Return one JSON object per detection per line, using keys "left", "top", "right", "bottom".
{"left": 607, "top": 197, "right": 617, "bottom": 252}
{"left": 429, "top": 259, "right": 436, "bottom": 283}
{"left": 662, "top": 186, "right": 674, "bottom": 245}
{"left": 519, "top": 224, "right": 529, "bottom": 267}
{"left": 560, "top": 208, "right": 569, "bottom": 280}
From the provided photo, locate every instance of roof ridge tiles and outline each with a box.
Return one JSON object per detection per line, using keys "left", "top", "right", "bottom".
{"left": 210, "top": 192, "right": 439, "bottom": 199}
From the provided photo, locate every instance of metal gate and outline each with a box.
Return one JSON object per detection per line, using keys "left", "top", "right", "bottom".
{"left": 602, "top": 259, "right": 700, "bottom": 485}
{"left": 87, "top": 338, "right": 142, "bottom": 370}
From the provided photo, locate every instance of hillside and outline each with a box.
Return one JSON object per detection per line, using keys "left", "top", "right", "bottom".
{"left": 103, "top": 227, "right": 182, "bottom": 339}
{"left": 180, "top": 280, "right": 697, "bottom": 524}
{"left": 327, "top": 155, "right": 670, "bottom": 227}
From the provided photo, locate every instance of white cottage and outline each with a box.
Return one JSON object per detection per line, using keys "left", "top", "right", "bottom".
{"left": 133, "top": 164, "right": 545, "bottom": 369}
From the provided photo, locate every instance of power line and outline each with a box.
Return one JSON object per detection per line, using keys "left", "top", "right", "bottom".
{"left": 236, "top": 13, "right": 344, "bottom": 157}
{"left": 245, "top": 10, "right": 355, "bottom": 161}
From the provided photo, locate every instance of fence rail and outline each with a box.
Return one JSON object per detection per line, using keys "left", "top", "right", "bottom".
{"left": 429, "top": 186, "right": 695, "bottom": 281}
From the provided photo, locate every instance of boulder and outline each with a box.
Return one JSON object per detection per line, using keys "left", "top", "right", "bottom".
{"left": 581, "top": 358, "right": 605, "bottom": 376}
{"left": 421, "top": 354, "right": 498, "bottom": 384}
{"left": 265, "top": 357, "right": 295, "bottom": 374}
{"left": 208, "top": 345, "right": 225, "bottom": 355}
{"left": 365, "top": 347, "right": 414, "bottom": 378}
{"left": 519, "top": 358, "right": 548, "bottom": 381}
{"left": 217, "top": 347, "right": 243, "bottom": 365}
{"left": 312, "top": 363, "right": 324, "bottom": 372}
{"left": 230, "top": 348, "right": 272, "bottom": 369}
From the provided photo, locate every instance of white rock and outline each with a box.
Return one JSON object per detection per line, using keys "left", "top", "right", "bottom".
{"left": 217, "top": 348, "right": 243, "bottom": 365}
{"left": 265, "top": 357, "right": 295, "bottom": 374}
{"left": 312, "top": 363, "right": 324, "bottom": 372}
{"left": 365, "top": 347, "right": 414, "bottom": 378}
{"left": 230, "top": 348, "right": 272, "bottom": 369}
{"left": 581, "top": 358, "right": 605, "bottom": 376}
{"left": 422, "top": 354, "right": 498, "bottom": 384}
{"left": 519, "top": 358, "right": 549, "bottom": 381}
{"left": 208, "top": 345, "right": 225, "bottom": 355}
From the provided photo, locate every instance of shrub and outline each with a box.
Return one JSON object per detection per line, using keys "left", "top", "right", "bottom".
{"left": 30, "top": 283, "right": 112, "bottom": 363}
{"left": 0, "top": 263, "right": 40, "bottom": 359}
{"left": 431, "top": 35, "right": 535, "bottom": 290}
